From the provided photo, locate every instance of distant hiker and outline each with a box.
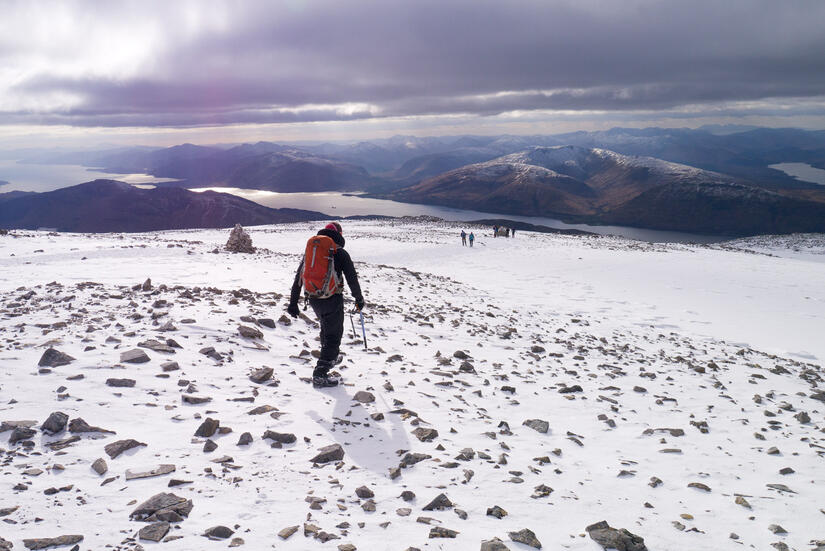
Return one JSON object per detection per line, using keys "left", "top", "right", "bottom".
{"left": 461, "top": 230, "right": 467, "bottom": 246}
{"left": 505, "top": 227, "right": 510, "bottom": 238}
{"left": 511, "top": 228, "right": 516, "bottom": 238}
{"left": 287, "top": 222, "right": 364, "bottom": 388}
{"left": 469, "top": 232, "right": 475, "bottom": 247}
{"left": 493, "top": 224, "right": 498, "bottom": 237}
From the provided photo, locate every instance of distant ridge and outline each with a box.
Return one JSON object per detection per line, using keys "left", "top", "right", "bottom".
{"left": 0, "top": 179, "right": 327, "bottom": 232}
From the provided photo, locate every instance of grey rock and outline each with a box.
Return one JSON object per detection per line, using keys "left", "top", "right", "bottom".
{"left": 523, "top": 419, "right": 549, "bottom": 434}
{"left": 310, "top": 443, "right": 344, "bottom": 463}
{"left": 423, "top": 493, "right": 453, "bottom": 511}
{"left": 138, "top": 339, "right": 175, "bottom": 353}
{"left": 9, "top": 426, "right": 36, "bottom": 444}
{"left": 412, "top": 427, "right": 438, "bottom": 442}
{"left": 794, "top": 411, "right": 811, "bottom": 423}
{"left": 250, "top": 367, "right": 273, "bottom": 383}
{"left": 429, "top": 527, "right": 458, "bottom": 538}
{"left": 195, "top": 418, "right": 220, "bottom": 437}
{"left": 354, "top": 390, "right": 375, "bottom": 403}
{"left": 161, "top": 361, "right": 180, "bottom": 372}
{"left": 481, "top": 538, "right": 511, "bottom": 551}
{"left": 120, "top": 349, "right": 150, "bottom": 363}
{"left": 106, "top": 378, "right": 136, "bottom": 388}
{"left": 91, "top": 458, "right": 108, "bottom": 476}
{"left": 38, "top": 348, "right": 75, "bottom": 368}
{"left": 258, "top": 318, "right": 276, "bottom": 328}
{"left": 355, "top": 486, "right": 374, "bottom": 499}
{"left": 203, "top": 439, "right": 218, "bottom": 452}
{"left": 238, "top": 325, "right": 263, "bottom": 339}
{"left": 278, "top": 526, "right": 299, "bottom": 539}
{"left": 487, "top": 505, "right": 508, "bottom": 519}
{"left": 22, "top": 535, "right": 83, "bottom": 550}
{"left": 508, "top": 528, "right": 542, "bottom": 549}
{"left": 125, "top": 464, "right": 175, "bottom": 481}
{"left": 400, "top": 452, "right": 431, "bottom": 467}
{"left": 68, "top": 418, "right": 115, "bottom": 434}
{"left": 41, "top": 411, "right": 69, "bottom": 435}
{"left": 104, "top": 438, "right": 147, "bottom": 459}
{"left": 130, "top": 492, "right": 193, "bottom": 522}
{"left": 586, "top": 521, "right": 647, "bottom": 551}
{"left": 182, "top": 394, "right": 212, "bottom": 405}
{"left": 237, "top": 432, "right": 253, "bottom": 445}
{"left": 139, "top": 522, "right": 170, "bottom": 542}
{"left": 263, "top": 430, "right": 297, "bottom": 444}
{"left": 205, "top": 526, "right": 235, "bottom": 539}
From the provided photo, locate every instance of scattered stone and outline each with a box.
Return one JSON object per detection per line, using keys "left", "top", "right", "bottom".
{"left": 263, "top": 431, "right": 297, "bottom": 444}
{"left": 768, "top": 524, "right": 787, "bottom": 535}
{"left": 161, "top": 361, "right": 180, "bottom": 372}
{"left": 106, "top": 378, "right": 136, "bottom": 388}
{"left": 203, "top": 439, "right": 218, "bottom": 452}
{"left": 237, "top": 432, "right": 253, "bottom": 446}
{"left": 9, "top": 426, "right": 36, "bottom": 444}
{"left": 41, "top": 411, "right": 69, "bottom": 435}
{"left": 91, "top": 458, "right": 108, "bottom": 476}
{"left": 412, "top": 427, "right": 438, "bottom": 442}
{"left": 481, "top": 538, "right": 511, "bottom": 551}
{"left": 139, "top": 522, "right": 170, "bottom": 542}
{"left": 429, "top": 527, "right": 458, "bottom": 538}
{"left": 423, "top": 493, "right": 453, "bottom": 511}
{"left": 130, "top": 492, "right": 193, "bottom": 522}
{"left": 104, "top": 439, "right": 147, "bottom": 459}
{"left": 522, "top": 419, "right": 549, "bottom": 434}
{"left": 126, "top": 464, "right": 176, "bottom": 481}
{"left": 311, "top": 443, "right": 344, "bottom": 463}
{"left": 238, "top": 325, "right": 263, "bottom": 339}
{"left": 586, "top": 520, "right": 647, "bottom": 551}
{"left": 195, "top": 418, "right": 220, "bottom": 437}
{"left": 182, "top": 394, "right": 212, "bottom": 405}
{"left": 22, "top": 535, "right": 83, "bottom": 550}
{"left": 487, "top": 505, "right": 508, "bottom": 519}
{"left": 508, "top": 528, "right": 542, "bottom": 549}
{"left": 687, "top": 482, "right": 711, "bottom": 492}
{"left": 354, "top": 390, "right": 375, "bottom": 403}
{"left": 355, "top": 486, "right": 374, "bottom": 499}
{"left": 69, "top": 418, "right": 114, "bottom": 434}
{"left": 249, "top": 367, "right": 273, "bottom": 383}
{"left": 278, "top": 526, "right": 299, "bottom": 540}
{"left": 204, "top": 526, "right": 235, "bottom": 540}
{"left": 38, "top": 348, "right": 75, "bottom": 368}
{"left": 120, "top": 349, "right": 150, "bottom": 363}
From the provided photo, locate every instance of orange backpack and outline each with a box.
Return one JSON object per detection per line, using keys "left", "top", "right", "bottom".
{"left": 302, "top": 235, "right": 341, "bottom": 299}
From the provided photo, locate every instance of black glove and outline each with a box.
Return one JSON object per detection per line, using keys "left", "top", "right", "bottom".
{"left": 287, "top": 303, "right": 300, "bottom": 318}
{"left": 355, "top": 298, "right": 365, "bottom": 312}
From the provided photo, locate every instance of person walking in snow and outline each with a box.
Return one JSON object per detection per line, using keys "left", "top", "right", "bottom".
{"left": 511, "top": 227, "right": 516, "bottom": 238}
{"left": 493, "top": 224, "right": 498, "bottom": 238}
{"left": 469, "top": 232, "right": 475, "bottom": 247}
{"left": 287, "top": 222, "right": 364, "bottom": 388}
{"left": 461, "top": 230, "right": 467, "bottom": 246}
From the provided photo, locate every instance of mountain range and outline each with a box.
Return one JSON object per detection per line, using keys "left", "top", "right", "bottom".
{"left": 6, "top": 126, "right": 825, "bottom": 236}
{"left": 0, "top": 180, "right": 326, "bottom": 232}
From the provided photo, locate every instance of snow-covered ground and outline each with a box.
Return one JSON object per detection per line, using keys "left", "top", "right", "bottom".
{"left": 0, "top": 220, "right": 823, "bottom": 551}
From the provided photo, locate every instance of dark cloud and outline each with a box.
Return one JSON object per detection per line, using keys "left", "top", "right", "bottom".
{"left": 3, "top": 0, "right": 825, "bottom": 128}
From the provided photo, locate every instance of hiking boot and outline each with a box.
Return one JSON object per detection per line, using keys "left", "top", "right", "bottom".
{"left": 312, "top": 375, "right": 340, "bottom": 388}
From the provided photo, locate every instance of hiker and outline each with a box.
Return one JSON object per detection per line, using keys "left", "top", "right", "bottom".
{"left": 287, "top": 222, "right": 364, "bottom": 388}
{"left": 511, "top": 228, "right": 516, "bottom": 238}
{"left": 493, "top": 224, "right": 498, "bottom": 237}
{"left": 469, "top": 232, "right": 475, "bottom": 247}
{"left": 461, "top": 230, "right": 467, "bottom": 246}
{"left": 505, "top": 227, "right": 510, "bottom": 238}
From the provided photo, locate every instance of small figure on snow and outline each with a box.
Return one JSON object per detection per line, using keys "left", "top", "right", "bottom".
{"left": 469, "top": 232, "right": 475, "bottom": 247}
{"left": 461, "top": 230, "right": 467, "bottom": 246}
{"left": 287, "top": 222, "right": 365, "bottom": 388}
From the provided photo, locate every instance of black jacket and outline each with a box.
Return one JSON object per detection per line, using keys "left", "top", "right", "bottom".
{"left": 289, "top": 228, "right": 363, "bottom": 306}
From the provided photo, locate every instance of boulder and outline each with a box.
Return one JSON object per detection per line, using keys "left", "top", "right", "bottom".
{"left": 38, "top": 348, "right": 75, "bottom": 368}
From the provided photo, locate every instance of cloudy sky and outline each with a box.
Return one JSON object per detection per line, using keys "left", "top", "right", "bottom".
{"left": 2, "top": 0, "right": 825, "bottom": 147}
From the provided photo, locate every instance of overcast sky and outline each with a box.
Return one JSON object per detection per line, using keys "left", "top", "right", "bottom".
{"left": 2, "top": 0, "right": 825, "bottom": 147}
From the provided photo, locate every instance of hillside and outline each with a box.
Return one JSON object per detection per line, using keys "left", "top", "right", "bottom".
{"left": 0, "top": 220, "right": 822, "bottom": 550}
{"left": 388, "top": 146, "right": 825, "bottom": 235}
{"left": 0, "top": 180, "right": 327, "bottom": 232}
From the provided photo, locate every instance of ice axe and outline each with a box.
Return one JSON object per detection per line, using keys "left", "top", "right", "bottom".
{"left": 359, "top": 311, "right": 368, "bottom": 349}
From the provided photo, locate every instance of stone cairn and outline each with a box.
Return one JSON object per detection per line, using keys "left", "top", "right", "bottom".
{"left": 224, "top": 224, "right": 255, "bottom": 253}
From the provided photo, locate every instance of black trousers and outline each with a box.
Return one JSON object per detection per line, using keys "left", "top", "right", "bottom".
{"left": 309, "top": 293, "right": 344, "bottom": 376}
